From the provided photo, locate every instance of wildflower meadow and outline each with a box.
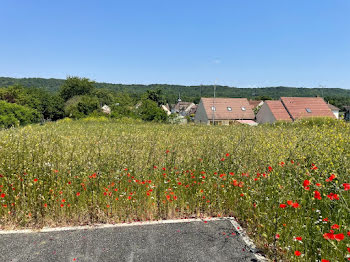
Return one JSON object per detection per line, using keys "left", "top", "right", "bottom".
{"left": 0, "top": 119, "right": 349, "bottom": 261}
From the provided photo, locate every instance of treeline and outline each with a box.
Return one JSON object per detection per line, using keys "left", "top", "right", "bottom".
{"left": 1, "top": 77, "right": 350, "bottom": 107}
{"left": 0, "top": 77, "right": 168, "bottom": 128}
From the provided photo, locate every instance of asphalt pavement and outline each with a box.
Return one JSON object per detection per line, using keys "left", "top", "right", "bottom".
{"left": 0, "top": 219, "right": 261, "bottom": 262}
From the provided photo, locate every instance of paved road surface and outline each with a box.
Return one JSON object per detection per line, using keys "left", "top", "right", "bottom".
{"left": 0, "top": 219, "right": 261, "bottom": 262}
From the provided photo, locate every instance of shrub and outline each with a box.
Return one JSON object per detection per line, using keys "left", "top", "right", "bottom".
{"left": 64, "top": 95, "right": 100, "bottom": 119}
{"left": 0, "top": 101, "right": 40, "bottom": 128}
{"left": 138, "top": 99, "right": 168, "bottom": 122}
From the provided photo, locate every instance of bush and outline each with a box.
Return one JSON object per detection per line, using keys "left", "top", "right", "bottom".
{"left": 138, "top": 99, "right": 168, "bottom": 122}
{"left": 64, "top": 95, "right": 100, "bottom": 119}
{"left": 0, "top": 101, "right": 40, "bottom": 128}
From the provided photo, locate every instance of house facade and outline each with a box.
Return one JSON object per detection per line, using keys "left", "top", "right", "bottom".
{"left": 194, "top": 98, "right": 255, "bottom": 125}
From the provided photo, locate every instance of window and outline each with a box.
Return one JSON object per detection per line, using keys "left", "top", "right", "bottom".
{"left": 211, "top": 106, "right": 216, "bottom": 111}
{"left": 306, "top": 108, "right": 312, "bottom": 113}
{"left": 241, "top": 107, "right": 246, "bottom": 111}
{"left": 227, "top": 107, "right": 232, "bottom": 111}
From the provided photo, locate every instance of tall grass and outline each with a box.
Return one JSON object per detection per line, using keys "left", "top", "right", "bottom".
{"left": 0, "top": 119, "right": 349, "bottom": 261}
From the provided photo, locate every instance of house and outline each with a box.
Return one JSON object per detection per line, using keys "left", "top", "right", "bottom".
{"left": 172, "top": 101, "right": 196, "bottom": 116}
{"left": 161, "top": 104, "right": 171, "bottom": 115}
{"left": 101, "top": 104, "right": 111, "bottom": 114}
{"left": 256, "top": 100, "right": 292, "bottom": 124}
{"left": 188, "top": 104, "right": 197, "bottom": 116}
{"left": 256, "top": 97, "right": 335, "bottom": 124}
{"left": 280, "top": 97, "right": 335, "bottom": 121}
{"left": 344, "top": 106, "right": 350, "bottom": 121}
{"left": 194, "top": 98, "right": 255, "bottom": 125}
{"left": 328, "top": 104, "right": 340, "bottom": 119}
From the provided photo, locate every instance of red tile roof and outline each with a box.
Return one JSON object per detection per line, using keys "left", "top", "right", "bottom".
{"left": 248, "top": 100, "right": 262, "bottom": 109}
{"left": 328, "top": 104, "right": 340, "bottom": 111}
{"left": 281, "top": 97, "right": 335, "bottom": 120}
{"left": 201, "top": 98, "right": 255, "bottom": 120}
{"left": 265, "top": 100, "right": 292, "bottom": 121}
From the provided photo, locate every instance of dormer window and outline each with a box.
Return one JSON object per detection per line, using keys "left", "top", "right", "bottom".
{"left": 241, "top": 107, "right": 246, "bottom": 111}
{"left": 211, "top": 106, "right": 216, "bottom": 111}
{"left": 306, "top": 108, "right": 312, "bottom": 113}
{"left": 227, "top": 107, "right": 232, "bottom": 111}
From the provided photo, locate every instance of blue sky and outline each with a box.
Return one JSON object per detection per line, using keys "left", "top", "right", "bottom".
{"left": 1, "top": 0, "right": 349, "bottom": 88}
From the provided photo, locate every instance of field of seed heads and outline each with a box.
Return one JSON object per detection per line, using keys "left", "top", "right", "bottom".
{"left": 0, "top": 119, "right": 349, "bottom": 261}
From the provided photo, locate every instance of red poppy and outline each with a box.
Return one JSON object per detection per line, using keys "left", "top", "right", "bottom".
{"left": 287, "top": 200, "right": 293, "bottom": 206}
{"left": 347, "top": 231, "right": 350, "bottom": 237}
{"left": 323, "top": 217, "right": 329, "bottom": 222}
{"left": 315, "top": 183, "right": 321, "bottom": 187}
{"left": 323, "top": 232, "right": 335, "bottom": 240}
{"left": 34, "top": 178, "right": 38, "bottom": 182}
{"left": 275, "top": 234, "right": 280, "bottom": 239}
{"left": 44, "top": 203, "right": 47, "bottom": 208}
{"left": 295, "top": 236, "right": 302, "bottom": 241}
{"left": 326, "top": 174, "right": 336, "bottom": 182}
{"left": 226, "top": 153, "right": 230, "bottom": 157}
{"left": 76, "top": 192, "right": 80, "bottom": 196}
{"left": 347, "top": 247, "right": 350, "bottom": 253}
{"left": 343, "top": 183, "right": 350, "bottom": 191}
{"left": 60, "top": 204, "right": 64, "bottom": 207}
{"left": 303, "top": 180, "right": 310, "bottom": 187}
{"left": 0, "top": 193, "right": 5, "bottom": 198}
{"left": 327, "top": 193, "right": 339, "bottom": 200}
{"left": 61, "top": 199, "right": 66, "bottom": 203}
{"left": 220, "top": 158, "right": 225, "bottom": 161}
{"left": 321, "top": 260, "right": 329, "bottom": 262}
{"left": 292, "top": 202, "right": 299, "bottom": 208}
{"left": 279, "top": 204, "right": 287, "bottom": 208}
{"left": 331, "top": 224, "right": 339, "bottom": 229}
{"left": 268, "top": 166, "right": 273, "bottom": 172}
{"left": 294, "top": 250, "right": 301, "bottom": 256}
{"left": 335, "top": 233, "right": 344, "bottom": 241}
{"left": 314, "top": 191, "right": 322, "bottom": 200}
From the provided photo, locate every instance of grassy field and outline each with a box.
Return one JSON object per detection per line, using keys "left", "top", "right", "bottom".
{"left": 0, "top": 118, "right": 349, "bottom": 261}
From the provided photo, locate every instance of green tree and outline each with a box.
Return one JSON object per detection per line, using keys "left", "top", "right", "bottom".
{"left": 138, "top": 99, "right": 168, "bottom": 122}
{"left": 59, "top": 76, "right": 95, "bottom": 101}
{"left": 64, "top": 95, "right": 100, "bottom": 119}
{"left": 0, "top": 101, "right": 40, "bottom": 128}
{"left": 145, "top": 89, "right": 166, "bottom": 106}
